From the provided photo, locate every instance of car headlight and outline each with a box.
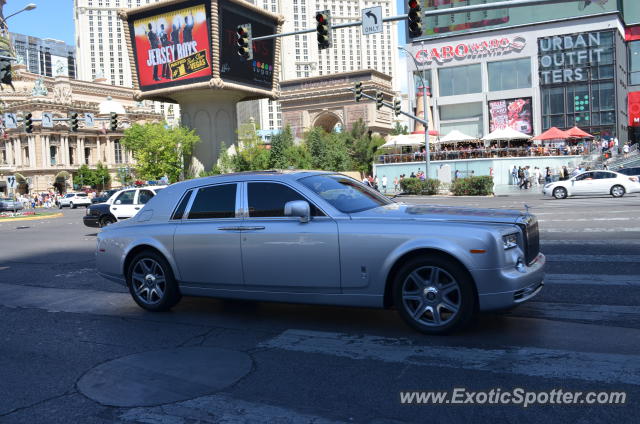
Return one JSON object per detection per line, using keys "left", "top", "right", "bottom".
{"left": 502, "top": 233, "right": 518, "bottom": 250}
{"left": 86, "top": 208, "right": 91, "bottom": 216}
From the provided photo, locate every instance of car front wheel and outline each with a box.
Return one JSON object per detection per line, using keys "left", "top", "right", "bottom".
{"left": 393, "top": 256, "right": 476, "bottom": 335}
{"left": 99, "top": 215, "right": 116, "bottom": 227}
{"left": 553, "top": 187, "right": 568, "bottom": 199}
{"left": 611, "top": 185, "right": 625, "bottom": 198}
{"left": 127, "top": 250, "right": 181, "bottom": 312}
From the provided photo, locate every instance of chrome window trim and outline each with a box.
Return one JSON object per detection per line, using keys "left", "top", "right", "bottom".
{"left": 243, "top": 180, "right": 329, "bottom": 220}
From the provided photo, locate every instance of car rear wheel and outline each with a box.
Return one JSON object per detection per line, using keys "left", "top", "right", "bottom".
{"left": 553, "top": 187, "right": 568, "bottom": 199}
{"left": 71, "top": 202, "right": 76, "bottom": 209}
{"left": 393, "top": 256, "right": 476, "bottom": 335}
{"left": 611, "top": 185, "right": 625, "bottom": 198}
{"left": 127, "top": 250, "right": 181, "bottom": 312}
{"left": 99, "top": 215, "right": 116, "bottom": 227}
{"left": 58, "top": 203, "right": 63, "bottom": 209}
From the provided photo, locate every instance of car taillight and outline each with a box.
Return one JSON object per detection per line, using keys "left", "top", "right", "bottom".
{"left": 629, "top": 177, "right": 639, "bottom": 183}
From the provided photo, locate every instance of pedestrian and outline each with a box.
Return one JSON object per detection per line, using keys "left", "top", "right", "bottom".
{"left": 454, "top": 169, "right": 461, "bottom": 180}
{"left": 382, "top": 175, "right": 387, "bottom": 193}
{"left": 393, "top": 176, "right": 399, "bottom": 193}
{"left": 533, "top": 166, "right": 541, "bottom": 187}
{"left": 511, "top": 165, "right": 518, "bottom": 186}
{"left": 517, "top": 167, "right": 524, "bottom": 189}
{"left": 362, "top": 175, "right": 370, "bottom": 187}
{"left": 623, "top": 143, "right": 630, "bottom": 158}
{"left": 410, "top": 171, "right": 416, "bottom": 179}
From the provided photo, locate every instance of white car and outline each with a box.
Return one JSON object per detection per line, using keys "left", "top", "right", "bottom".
{"left": 543, "top": 170, "right": 640, "bottom": 199}
{"left": 107, "top": 186, "right": 166, "bottom": 221}
{"left": 58, "top": 192, "right": 92, "bottom": 208}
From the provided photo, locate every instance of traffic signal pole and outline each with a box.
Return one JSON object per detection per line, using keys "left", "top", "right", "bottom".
{"left": 347, "top": 87, "right": 428, "bottom": 126}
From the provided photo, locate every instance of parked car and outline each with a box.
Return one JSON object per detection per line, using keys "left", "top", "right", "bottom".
{"left": 616, "top": 167, "right": 640, "bottom": 178}
{"left": 91, "top": 189, "right": 119, "bottom": 204}
{"left": 58, "top": 192, "right": 92, "bottom": 209}
{"left": 0, "top": 197, "right": 24, "bottom": 211}
{"left": 543, "top": 170, "right": 640, "bottom": 199}
{"left": 96, "top": 171, "right": 544, "bottom": 335}
{"left": 83, "top": 186, "right": 166, "bottom": 227}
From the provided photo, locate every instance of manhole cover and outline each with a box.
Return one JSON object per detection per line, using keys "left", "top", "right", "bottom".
{"left": 77, "top": 347, "right": 252, "bottom": 407}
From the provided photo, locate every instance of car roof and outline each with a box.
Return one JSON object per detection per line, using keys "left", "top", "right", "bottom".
{"left": 168, "top": 170, "right": 334, "bottom": 190}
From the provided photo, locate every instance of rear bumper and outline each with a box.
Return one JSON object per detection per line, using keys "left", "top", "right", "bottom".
{"left": 474, "top": 253, "right": 545, "bottom": 311}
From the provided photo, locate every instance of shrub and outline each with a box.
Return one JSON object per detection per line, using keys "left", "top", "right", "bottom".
{"left": 451, "top": 176, "right": 494, "bottom": 196}
{"left": 399, "top": 177, "right": 441, "bottom": 195}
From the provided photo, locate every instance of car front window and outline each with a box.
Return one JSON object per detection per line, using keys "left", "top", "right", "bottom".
{"left": 300, "top": 174, "right": 393, "bottom": 213}
{"left": 115, "top": 190, "right": 136, "bottom": 205}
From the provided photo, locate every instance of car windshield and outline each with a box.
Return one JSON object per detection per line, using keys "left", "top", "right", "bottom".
{"left": 300, "top": 174, "right": 393, "bottom": 213}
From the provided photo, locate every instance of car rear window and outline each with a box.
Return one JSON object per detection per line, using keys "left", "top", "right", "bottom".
{"left": 188, "top": 184, "right": 237, "bottom": 219}
{"left": 76, "top": 193, "right": 88, "bottom": 197}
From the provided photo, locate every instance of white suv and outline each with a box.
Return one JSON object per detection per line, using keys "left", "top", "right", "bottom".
{"left": 58, "top": 192, "right": 92, "bottom": 209}
{"left": 107, "top": 186, "right": 166, "bottom": 220}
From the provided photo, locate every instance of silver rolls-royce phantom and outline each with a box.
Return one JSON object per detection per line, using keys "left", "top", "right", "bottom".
{"left": 96, "top": 171, "right": 544, "bottom": 334}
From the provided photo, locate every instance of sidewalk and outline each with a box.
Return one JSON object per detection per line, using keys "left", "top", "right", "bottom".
{"left": 493, "top": 184, "right": 544, "bottom": 197}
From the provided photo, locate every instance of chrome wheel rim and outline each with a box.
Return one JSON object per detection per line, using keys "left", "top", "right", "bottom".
{"left": 402, "top": 266, "right": 461, "bottom": 327}
{"left": 554, "top": 188, "right": 566, "bottom": 198}
{"left": 131, "top": 258, "right": 166, "bottom": 305}
{"left": 612, "top": 186, "right": 624, "bottom": 197}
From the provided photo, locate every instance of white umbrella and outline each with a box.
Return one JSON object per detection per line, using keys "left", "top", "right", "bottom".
{"left": 380, "top": 133, "right": 428, "bottom": 149}
{"left": 482, "top": 127, "right": 531, "bottom": 141}
{"left": 440, "top": 130, "right": 478, "bottom": 143}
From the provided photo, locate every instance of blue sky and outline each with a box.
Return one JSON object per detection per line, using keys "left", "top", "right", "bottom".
{"left": 8, "top": 0, "right": 75, "bottom": 44}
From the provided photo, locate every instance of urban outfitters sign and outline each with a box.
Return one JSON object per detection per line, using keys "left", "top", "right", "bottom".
{"left": 538, "top": 32, "right": 608, "bottom": 85}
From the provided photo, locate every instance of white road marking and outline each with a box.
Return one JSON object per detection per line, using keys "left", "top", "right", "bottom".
{"left": 544, "top": 227, "right": 640, "bottom": 233}
{"left": 260, "top": 330, "right": 640, "bottom": 386}
{"left": 544, "top": 274, "right": 640, "bottom": 287}
{"left": 546, "top": 254, "right": 640, "bottom": 263}
{"left": 542, "top": 240, "right": 640, "bottom": 246}
{"left": 539, "top": 217, "right": 634, "bottom": 222}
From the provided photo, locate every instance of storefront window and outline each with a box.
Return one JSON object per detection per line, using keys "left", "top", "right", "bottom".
{"left": 488, "top": 58, "right": 531, "bottom": 91}
{"left": 439, "top": 102, "right": 483, "bottom": 138}
{"left": 438, "top": 64, "right": 481, "bottom": 96}
{"left": 629, "top": 41, "right": 640, "bottom": 85}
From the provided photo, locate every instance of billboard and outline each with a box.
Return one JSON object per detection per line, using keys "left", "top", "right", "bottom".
{"left": 129, "top": 0, "right": 212, "bottom": 91}
{"left": 415, "top": 0, "right": 618, "bottom": 40}
{"left": 218, "top": 1, "right": 277, "bottom": 89}
{"left": 629, "top": 92, "right": 640, "bottom": 127}
{"left": 488, "top": 97, "right": 533, "bottom": 134}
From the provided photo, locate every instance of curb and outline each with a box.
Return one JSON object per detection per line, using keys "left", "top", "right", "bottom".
{"left": 0, "top": 213, "right": 64, "bottom": 223}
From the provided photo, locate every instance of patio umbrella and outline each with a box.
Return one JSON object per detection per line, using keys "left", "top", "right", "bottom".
{"left": 565, "top": 126, "right": 594, "bottom": 139}
{"left": 380, "top": 133, "right": 435, "bottom": 148}
{"left": 482, "top": 127, "right": 531, "bottom": 141}
{"left": 532, "top": 127, "right": 570, "bottom": 141}
{"left": 440, "top": 130, "right": 478, "bottom": 143}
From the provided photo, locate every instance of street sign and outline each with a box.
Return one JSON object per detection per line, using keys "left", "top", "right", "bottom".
{"left": 7, "top": 175, "right": 16, "bottom": 189}
{"left": 42, "top": 112, "right": 53, "bottom": 128}
{"left": 85, "top": 113, "right": 94, "bottom": 128}
{"left": 3, "top": 113, "right": 17, "bottom": 129}
{"left": 362, "top": 6, "right": 383, "bottom": 35}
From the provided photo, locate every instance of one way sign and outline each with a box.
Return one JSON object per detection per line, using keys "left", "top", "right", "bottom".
{"left": 362, "top": 6, "right": 382, "bottom": 35}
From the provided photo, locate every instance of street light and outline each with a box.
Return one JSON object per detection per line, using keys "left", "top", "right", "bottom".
{"left": 4, "top": 3, "right": 37, "bottom": 21}
{"left": 398, "top": 46, "right": 430, "bottom": 179}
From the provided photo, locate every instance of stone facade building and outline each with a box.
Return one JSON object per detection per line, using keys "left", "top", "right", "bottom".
{"left": 0, "top": 64, "right": 162, "bottom": 195}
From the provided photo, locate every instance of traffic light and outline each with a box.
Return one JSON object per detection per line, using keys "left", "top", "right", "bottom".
{"left": 24, "top": 113, "right": 33, "bottom": 133}
{"left": 394, "top": 98, "right": 402, "bottom": 116}
{"left": 70, "top": 112, "right": 79, "bottom": 132}
{"left": 407, "top": 0, "right": 423, "bottom": 38}
{"left": 316, "top": 10, "right": 332, "bottom": 50}
{"left": 110, "top": 112, "right": 118, "bottom": 131}
{"left": 236, "top": 24, "right": 253, "bottom": 60}
{"left": 376, "top": 92, "right": 384, "bottom": 110}
{"left": 354, "top": 82, "right": 363, "bottom": 102}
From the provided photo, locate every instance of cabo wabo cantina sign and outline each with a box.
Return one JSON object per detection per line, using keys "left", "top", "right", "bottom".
{"left": 415, "top": 36, "right": 526, "bottom": 64}
{"left": 538, "top": 32, "right": 607, "bottom": 85}
{"left": 130, "top": 1, "right": 212, "bottom": 91}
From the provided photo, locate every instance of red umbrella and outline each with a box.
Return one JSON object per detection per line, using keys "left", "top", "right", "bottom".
{"left": 565, "top": 126, "right": 594, "bottom": 139}
{"left": 532, "top": 127, "right": 570, "bottom": 140}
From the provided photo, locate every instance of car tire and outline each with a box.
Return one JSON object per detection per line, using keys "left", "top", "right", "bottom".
{"left": 58, "top": 203, "right": 63, "bottom": 209}
{"left": 393, "top": 255, "right": 476, "bottom": 335}
{"left": 127, "top": 250, "right": 181, "bottom": 312}
{"left": 552, "top": 187, "right": 568, "bottom": 199}
{"left": 71, "top": 202, "right": 76, "bottom": 209}
{"left": 99, "top": 215, "right": 116, "bottom": 227}
{"left": 611, "top": 185, "right": 625, "bottom": 198}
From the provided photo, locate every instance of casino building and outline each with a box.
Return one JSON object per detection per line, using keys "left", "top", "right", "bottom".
{"left": 404, "top": 0, "right": 640, "bottom": 144}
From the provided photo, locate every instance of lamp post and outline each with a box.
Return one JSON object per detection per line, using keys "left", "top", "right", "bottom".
{"left": 3, "top": 3, "right": 37, "bottom": 22}
{"left": 398, "top": 46, "right": 430, "bottom": 179}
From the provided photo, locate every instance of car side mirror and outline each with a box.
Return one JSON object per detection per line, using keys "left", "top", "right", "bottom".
{"left": 115, "top": 200, "right": 122, "bottom": 205}
{"left": 284, "top": 200, "right": 311, "bottom": 223}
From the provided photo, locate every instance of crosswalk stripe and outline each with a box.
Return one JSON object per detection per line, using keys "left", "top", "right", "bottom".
{"left": 259, "top": 330, "right": 640, "bottom": 386}
{"left": 546, "top": 254, "right": 640, "bottom": 263}
{"left": 509, "top": 302, "right": 640, "bottom": 323}
{"left": 545, "top": 273, "right": 640, "bottom": 286}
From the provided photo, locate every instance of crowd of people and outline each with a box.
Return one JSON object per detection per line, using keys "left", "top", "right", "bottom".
{"left": 10, "top": 189, "right": 102, "bottom": 209}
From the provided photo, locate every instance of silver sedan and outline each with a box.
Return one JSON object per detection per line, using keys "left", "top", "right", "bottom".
{"left": 96, "top": 171, "right": 544, "bottom": 334}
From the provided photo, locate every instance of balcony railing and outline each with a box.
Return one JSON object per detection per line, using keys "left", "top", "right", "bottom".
{"left": 376, "top": 147, "right": 584, "bottom": 164}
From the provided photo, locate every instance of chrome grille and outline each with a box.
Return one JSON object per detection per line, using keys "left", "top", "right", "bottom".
{"left": 523, "top": 218, "right": 540, "bottom": 265}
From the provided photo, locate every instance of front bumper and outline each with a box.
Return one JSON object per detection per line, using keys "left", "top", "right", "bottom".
{"left": 473, "top": 253, "right": 545, "bottom": 311}
{"left": 83, "top": 215, "right": 101, "bottom": 228}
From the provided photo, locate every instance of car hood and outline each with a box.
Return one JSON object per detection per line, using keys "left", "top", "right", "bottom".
{"left": 350, "top": 203, "right": 528, "bottom": 225}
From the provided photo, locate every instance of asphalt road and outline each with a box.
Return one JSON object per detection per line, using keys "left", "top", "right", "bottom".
{"left": 0, "top": 191, "right": 639, "bottom": 423}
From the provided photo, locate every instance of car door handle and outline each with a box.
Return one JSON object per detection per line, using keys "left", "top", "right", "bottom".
{"left": 135, "top": 207, "right": 140, "bottom": 210}
{"left": 112, "top": 207, "right": 117, "bottom": 210}
{"left": 238, "top": 226, "right": 265, "bottom": 231}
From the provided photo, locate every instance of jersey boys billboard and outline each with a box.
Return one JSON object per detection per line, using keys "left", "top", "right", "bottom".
{"left": 130, "top": 1, "right": 212, "bottom": 91}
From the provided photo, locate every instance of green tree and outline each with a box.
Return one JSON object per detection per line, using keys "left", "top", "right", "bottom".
{"left": 73, "top": 164, "right": 96, "bottom": 188}
{"left": 391, "top": 121, "right": 408, "bottom": 135}
{"left": 342, "top": 119, "right": 384, "bottom": 176}
{"left": 269, "top": 126, "right": 294, "bottom": 169}
{"left": 94, "top": 162, "right": 111, "bottom": 190}
{"left": 121, "top": 123, "right": 200, "bottom": 183}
